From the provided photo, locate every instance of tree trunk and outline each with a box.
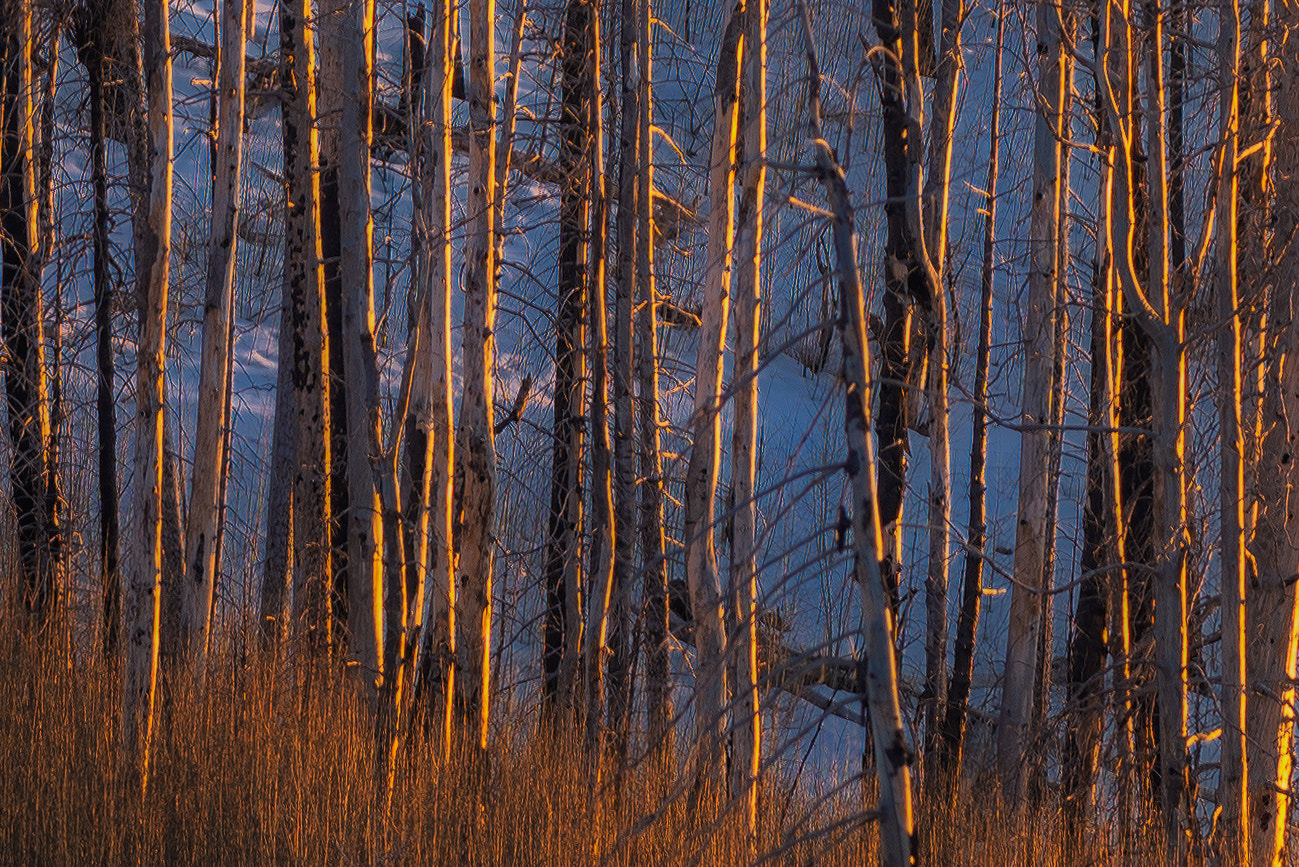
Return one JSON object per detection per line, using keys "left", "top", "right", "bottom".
{"left": 183, "top": 0, "right": 249, "bottom": 671}
{"left": 583, "top": 0, "right": 615, "bottom": 750}
{"left": 122, "top": 0, "right": 172, "bottom": 791}
{"left": 281, "top": 0, "right": 332, "bottom": 653}
{"left": 871, "top": 0, "right": 936, "bottom": 620}
{"left": 1098, "top": 0, "right": 1190, "bottom": 852}
{"left": 411, "top": 0, "right": 459, "bottom": 739}
{"left": 935, "top": 0, "right": 1001, "bottom": 782}
{"left": 457, "top": 0, "right": 498, "bottom": 749}
{"left": 683, "top": 3, "right": 741, "bottom": 784}
{"left": 2, "top": 0, "right": 57, "bottom": 628}
{"left": 607, "top": 0, "right": 638, "bottom": 755}
{"left": 411, "top": 0, "right": 456, "bottom": 755}
{"left": 997, "top": 0, "right": 1067, "bottom": 794}
{"left": 260, "top": 266, "right": 295, "bottom": 643}
{"left": 328, "top": 0, "right": 386, "bottom": 693}
{"left": 636, "top": 0, "right": 672, "bottom": 758}
{"left": 543, "top": 0, "right": 591, "bottom": 713}
{"left": 797, "top": 6, "right": 915, "bottom": 863}
{"left": 1216, "top": 0, "right": 1249, "bottom": 860}
{"left": 729, "top": 0, "right": 764, "bottom": 834}
{"left": 84, "top": 11, "right": 122, "bottom": 656}
{"left": 1062, "top": 259, "right": 1113, "bottom": 848}
{"left": 918, "top": 0, "right": 962, "bottom": 760}
{"left": 1246, "top": 3, "right": 1299, "bottom": 864}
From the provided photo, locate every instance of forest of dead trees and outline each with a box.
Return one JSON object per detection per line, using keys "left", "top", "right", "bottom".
{"left": 3, "top": 0, "right": 1299, "bottom": 863}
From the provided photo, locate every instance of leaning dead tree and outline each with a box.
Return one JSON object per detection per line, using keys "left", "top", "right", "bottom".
{"left": 799, "top": 2, "right": 915, "bottom": 864}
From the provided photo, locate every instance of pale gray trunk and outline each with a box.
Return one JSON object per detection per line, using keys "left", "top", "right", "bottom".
{"left": 683, "top": 5, "right": 741, "bottom": 782}
{"left": 607, "top": 0, "right": 638, "bottom": 751}
{"left": 997, "top": 0, "right": 1066, "bottom": 791}
{"left": 183, "top": 0, "right": 249, "bottom": 671}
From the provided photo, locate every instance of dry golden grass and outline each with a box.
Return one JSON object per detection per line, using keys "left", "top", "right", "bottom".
{"left": 0, "top": 628, "right": 1170, "bottom": 866}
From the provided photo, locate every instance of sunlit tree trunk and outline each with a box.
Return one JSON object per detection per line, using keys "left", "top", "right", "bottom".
{"left": 797, "top": 6, "right": 914, "bottom": 863}
{"left": 728, "top": 0, "right": 764, "bottom": 834}
{"left": 183, "top": 0, "right": 250, "bottom": 670}
{"left": 411, "top": 0, "right": 456, "bottom": 754}
{"left": 636, "top": 0, "right": 672, "bottom": 757}
{"left": 2, "top": 0, "right": 58, "bottom": 628}
{"left": 607, "top": 0, "right": 639, "bottom": 754}
{"left": 683, "top": 2, "right": 742, "bottom": 784}
{"left": 1098, "top": 0, "right": 1190, "bottom": 853}
{"left": 457, "top": 0, "right": 498, "bottom": 749}
{"left": 330, "top": 0, "right": 387, "bottom": 693}
{"left": 919, "top": 0, "right": 962, "bottom": 759}
{"left": 1247, "top": 2, "right": 1299, "bottom": 863}
{"left": 997, "top": 0, "right": 1068, "bottom": 793}
{"left": 583, "top": 0, "right": 615, "bottom": 749}
{"left": 280, "top": 0, "right": 332, "bottom": 653}
{"left": 122, "top": 0, "right": 172, "bottom": 791}
{"left": 1216, "top": 0, "right": 1249, "bottom": 860}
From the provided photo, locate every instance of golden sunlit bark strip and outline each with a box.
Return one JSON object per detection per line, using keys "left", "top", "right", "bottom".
{"left": 583, "top": 0, "right": 615, "bottom": 748}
